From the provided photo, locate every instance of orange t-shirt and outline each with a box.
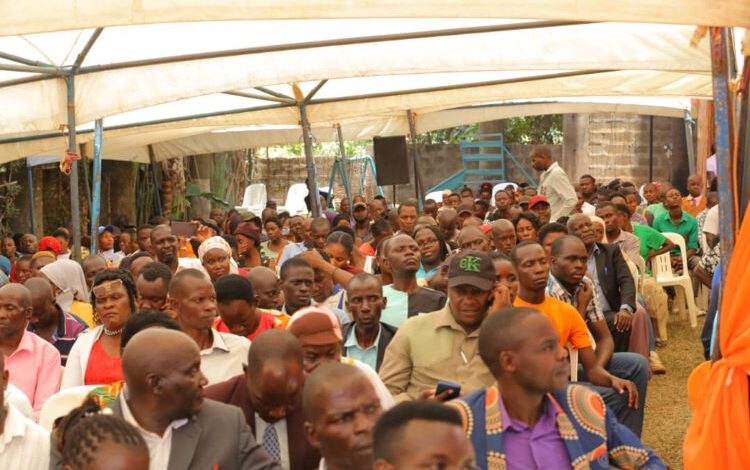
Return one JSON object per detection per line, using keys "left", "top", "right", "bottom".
{"left": 513, "top": 295, "right": 592, "bottom": 350}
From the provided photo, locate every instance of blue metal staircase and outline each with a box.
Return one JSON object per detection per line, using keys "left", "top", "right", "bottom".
{"left": 425, "top": 133, "right": 537, "bottom": 194}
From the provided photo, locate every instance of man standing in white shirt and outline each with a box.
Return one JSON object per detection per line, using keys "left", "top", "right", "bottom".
{"left": 0, "top": 353, "right": 50, "bottom": 470}
{"left": 531, "top": 145, "right": 577, "bottom": 222}
{"left": 167, "top": 269, "right": 250, "bottom": 384}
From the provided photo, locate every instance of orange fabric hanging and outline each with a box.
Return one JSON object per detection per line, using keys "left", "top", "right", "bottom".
{"left": 683, "top": 208, "right": 750, "bottom": 468}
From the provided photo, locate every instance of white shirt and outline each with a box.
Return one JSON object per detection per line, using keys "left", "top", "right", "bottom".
{"left": 703, "top": 205, "right": 719, "bottom": 236}
{"left": 255, "top": 414, "right": 289, "bottom": 470}
{"left": 121, "top": 395, "right": 188, "bottom": 470}
{"left": 538, "top": 161, "right": 578, "bottom": 222}
{"left": 0, "top": 404, "right": 50, "bottom": 470}
{"left": 200, "top": 329, "right": 251, "bottom": 385}
{"left": 4, "top": 384, "right": 33, "bottom": 420}
{"left": 707, "top": 153, "right": 717, "bottom": 173}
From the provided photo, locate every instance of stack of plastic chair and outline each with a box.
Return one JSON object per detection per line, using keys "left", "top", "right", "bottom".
{"left": 234, "top": 183, "right": 267, "bottom": 215}
{"left": 39, "top": 385, "right": 99, "bottom": 431}
{"left": 652, "top": 232, "right": 698, "bottom": 327}
{"left": 278, "top": 183, "right": 310, "bottom": 216}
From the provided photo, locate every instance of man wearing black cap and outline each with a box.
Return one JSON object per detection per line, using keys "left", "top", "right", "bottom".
{"left": 352, "top": 201, "right": 372, "bottom": 242}
{"left": 379, "top": 250, "right": 509, "bottom": 403}
{"left": 456, "top": 203, "right": 473, "bottom": 229}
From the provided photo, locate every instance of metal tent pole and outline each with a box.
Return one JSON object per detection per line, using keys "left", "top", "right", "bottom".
{"left": 26, "top": 159, "right": 36, "bottom": 233}
{"left": 65, "top": 74, "right": 82, "bottom": 260}
{"left": 710, "top": 27, "right": 736, "bottom": 288}
{"left": 407, "top": 110, "right": 424, "bottom": 207}
{"left": 148, "top": 145, "right": 163, "bottom": 216}
{"left": 299, "top": 102, "right": 320, "bottom": 218}
{"left": 335, "top": 123, "right": 351, "bottom": 201}
{"left": 90, "top": 119, "right": 103, "bottom": 254}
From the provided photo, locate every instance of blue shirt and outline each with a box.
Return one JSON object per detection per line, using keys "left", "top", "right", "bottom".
{"left": 416, "top": 264, "right": 439, "bottom": 283}
{"left": 276, "top": 242, "right": 306, "bottom": 270}
{"left": 380, "top": 285, "right": 409, "bottom": 327}
{"left": 343, "top": 325, "right": 381, "bottom": 371}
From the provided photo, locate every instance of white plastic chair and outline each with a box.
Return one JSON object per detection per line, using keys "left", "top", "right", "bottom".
{"left": 39, "top": 385, "right": 99, "bottom": 431}
{"left": 425, "top": 190, "right": 444, "bottom": 203}
{"left": 235, "top": 183, "right": 267, "bottom": 214}
{"left": 567, "top": 344, "right": 578, "bottom": 382}
{"left": 278, "top": 183, "right": 310, "bottom": 216}
{"left": 652, "top": 232, "right": 698, "bottom": 328}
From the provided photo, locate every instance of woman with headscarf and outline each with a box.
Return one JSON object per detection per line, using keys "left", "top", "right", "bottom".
{"left": 61, "top": 269, "right": 137, "bottom": 389}
{"left": 198, "top": 235, "right": 242, "bottom": 282}
{"left": 40, "top": 259, "right": 94, "bottom": 327}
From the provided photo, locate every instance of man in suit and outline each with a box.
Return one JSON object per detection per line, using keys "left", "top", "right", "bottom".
{"left": 343, "top": 273, "right": 397, "bottom": 372}
{"left": 568, "top": 214, "right": 637, "bottom": 352}
{"left": 204, "top": 330, "right": 320, "bottom": 470}
{"left": 115, "top": 328, "right": 279, "bottom": 470}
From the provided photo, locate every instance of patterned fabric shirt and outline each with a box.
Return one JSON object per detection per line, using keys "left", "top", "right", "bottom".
{"left": 546, "top": 274, "right": 604, "bottom": 324}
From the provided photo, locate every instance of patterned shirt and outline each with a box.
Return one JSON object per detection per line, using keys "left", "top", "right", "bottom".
{"left": 546, "top": 274, "right": 604, "bottom": 324}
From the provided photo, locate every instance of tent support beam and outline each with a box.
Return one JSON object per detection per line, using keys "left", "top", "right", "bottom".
{"left": 73, "top": 28, "right": 104, "bottom": 71}
{"left": 65, "top": 73, "right": 82, "bottom": 261}
{"left": 76, "top": 20, "right": 591, "bottom": 75}
{"left": 0, "top": 63, "right": 63, "bottom": 75}
{"left": 407, "top": 110, "right": 424, "bottom": 207}
{"left": 299, "top": 102, "right": 320, "bottom": 217}
{"left": 0, "top": 51, "right": 55, "bottom": 68}
{"left": 90, "top": 118, "right": 103, "bottom": 253}
{"left": 224, "top": 91, "right": 295, "bottom": 104}
{"left": 26, "top": 159, "right": 36, "bottom": 233}
{"left": 336, "top": 123, "right": 351, "bottom": 201}
{"left": 255, "top": 87, "right": 294, "bottom": 101}
{"left": 148, "top": 145, "right": 163, "bottom": 216}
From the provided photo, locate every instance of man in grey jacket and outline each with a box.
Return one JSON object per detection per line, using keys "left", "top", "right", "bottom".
{"left": 531, "top": 145, "right": 578, "bottom": 222}
{"left": 113, "top": 328, "right": 280, "bottom": 470}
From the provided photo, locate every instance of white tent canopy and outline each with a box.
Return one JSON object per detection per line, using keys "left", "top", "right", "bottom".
{"left": 0, "top": 19, "right": 715, "bottom": 161}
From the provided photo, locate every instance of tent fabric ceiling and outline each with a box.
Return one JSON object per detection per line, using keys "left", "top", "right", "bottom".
{"left": 0, "top": 0, "right": 747, "bottom": 35}
{"left": 0, "top": 11, "right": 726, "bottom": 163}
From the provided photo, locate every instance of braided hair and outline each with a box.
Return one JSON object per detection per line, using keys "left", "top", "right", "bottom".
{"left": 55, "top": 396, "right": 147, "bottom": 469}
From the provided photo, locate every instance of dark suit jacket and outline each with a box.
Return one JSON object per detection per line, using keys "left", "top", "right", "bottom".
{"left": 204, "top": 375, "right": 321, "bottom": 470}
{"left": 342, "top": 321, "right": 398, "bottom": 371}
{"left": 110, "top": 397, "right": 280, "bottom": 470}
{"left": 592, "top": 242, "right": 636, "bottom": 312}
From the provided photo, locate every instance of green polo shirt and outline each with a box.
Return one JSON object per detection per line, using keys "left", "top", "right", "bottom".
{"left": 651, "top": 210, "right": 699, "bottom": 255}
{"left": 632, "top": 223, "right": 667, "bottom": 259}
{"left": 646, "top": 202, "right": 667, "bottom": 218}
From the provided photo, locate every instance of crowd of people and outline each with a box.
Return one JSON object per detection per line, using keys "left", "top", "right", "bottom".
{"left": 1, "top": 144, "right": 722, "bottom": 468}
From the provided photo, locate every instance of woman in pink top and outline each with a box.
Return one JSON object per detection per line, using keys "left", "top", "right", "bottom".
{"left": 61, "top": 270, "right": 136, "bottom": 388}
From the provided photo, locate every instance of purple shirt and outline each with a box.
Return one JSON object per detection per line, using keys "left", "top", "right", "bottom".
{"left": 28, "top": 306, "right": 87, "bottom": 366}
{"left": 499, "top": 395, "right": 571, "bottom": 470}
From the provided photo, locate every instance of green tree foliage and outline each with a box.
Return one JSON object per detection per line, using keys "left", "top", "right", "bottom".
{"left": 504, "top": 115, "right": 563, "bottom": 144}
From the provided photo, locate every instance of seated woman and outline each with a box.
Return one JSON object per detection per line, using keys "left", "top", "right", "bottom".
{"left": 61, "top": 269, "right": 136, "bottom": 388}
{"left": 259, "top": 216, "right": 288, "bottom": 270}
{"left": 325, "top": 229, "right": 363, "bottom": 274}
{"left": 234, "top": 222, "right": 262, "bottom": 269}
{"left": 198, "top": 235, "right": 238, "bottom": 283}
{"left": 512, "top": 211, "right": 542, "bottom": 242}
{"left": 40, "top": 259, "right": 94, "bottom": 327}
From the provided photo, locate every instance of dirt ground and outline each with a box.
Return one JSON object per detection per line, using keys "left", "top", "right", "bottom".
{"left": 641, "top": 317, "right": 706, "bottom": 469}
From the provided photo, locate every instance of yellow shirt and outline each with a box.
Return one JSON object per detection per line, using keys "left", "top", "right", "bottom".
{"left": 70, "top": 300, "right": 95, "bottom": 328}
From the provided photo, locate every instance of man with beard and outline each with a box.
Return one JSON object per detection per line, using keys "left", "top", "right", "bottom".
{"left": 378, "top": 234, "right": 446, "bottom": 328}
{"left": 342, "top": 273, "right": 396, "bottom": 372}
{"left": 149, "top": 224, "right": 193, "bottom": 274}
{"left": 579, "top": 174, "right": 598, "bottom": 205}
{"left": 114, "top": 328, "right": 279, "bottom": 469}
{"left": 303, "top": 363, "right": 383, "bottom": 470}
{"left": 352, "top": 201, "right": 372, "bottom": 242}
{"left": 280, "top": 257, "right": 350, "bottom": 327}
{"left": 205, "top": 330, "right": 320, "bottom": 469}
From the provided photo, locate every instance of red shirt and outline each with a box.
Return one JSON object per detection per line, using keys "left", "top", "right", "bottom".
{"left": 215, "top": 312, "right": 279, "bottom": 341}
{"left": 83, "top": 338, "right": 124, "bottom": 386}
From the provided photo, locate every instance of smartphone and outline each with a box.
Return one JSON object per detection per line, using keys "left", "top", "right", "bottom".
{"left": 435, "top": 380, "right": 461, "bottom": 401}
{"left": 172, "top": 221, "right": 197, "bottom": 237}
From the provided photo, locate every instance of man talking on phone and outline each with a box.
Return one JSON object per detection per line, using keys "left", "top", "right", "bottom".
{"left": 379, "top": 250, "right": 511, "bottom": 403}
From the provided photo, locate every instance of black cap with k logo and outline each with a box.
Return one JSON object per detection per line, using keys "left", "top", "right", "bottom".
{"left": 447, "top": 250, "right": 496, "bottom": 291}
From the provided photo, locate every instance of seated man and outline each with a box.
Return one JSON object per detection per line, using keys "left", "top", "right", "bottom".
{"left": 0, "top": 283, "right": 60, "bottom": 417}
{"left": 25, "top": 277, "right": 87, "bottom": 365}
{"left": 379, "top": 251, "right": 507, "bottom": 403}
{"left": 0, "top": 352, "right": 50, "bottom": 470}
{"left": 379, "top": 234, "right": 446, "bottom": 328}
{"left": 343, "top": 273, "right": 397, "bottom": 372}
{"left": 205, "top": 331, "right": 320, "bottom": 470}
{"left": 651, "top": 188, "right": 700, "bottom": 273}
{"left": 450, "top": 307, "right": 665, "bottom": 469}
{"left": 373, "top": 400, "right": 476, "bottom": 470}
{"left": 115, "top": 328, "right": 279, "bottom": 469}
{"left": 215, "top": 274, "right": 289, "bottom": 340}
{"left": 568, "top": 214, "right": 637, "bottom": 353}
{"left": 511, "top": 241, "right": 646, "bottom": 436}
{"left": 248, "top": 266, "right": 284, "bottom": 310}
{"left": 135, "top": 261, "right": 172, "bottom": 311}
{"left": 167, "top": 269, "right": 250, "bottom": 384}
{"left": 286, "top": 306, "right": 393, "bottom": 408}
{"left": 303, "top": 362, "right": 383, "bottom": 470}
{"left": 489, "top": 219, "right": 517, "bottom": 256}
{"left": 597, "top": 202, "right": 643, "bottom": 265}
{"left": 457, "top": 226, "right": 491, "bottom": 252}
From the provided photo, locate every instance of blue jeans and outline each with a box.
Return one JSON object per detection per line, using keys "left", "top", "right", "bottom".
{"left": 577, "top": 352, "right": 649, "bottom": 437}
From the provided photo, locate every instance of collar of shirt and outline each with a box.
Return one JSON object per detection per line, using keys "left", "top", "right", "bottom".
{"left": 541, "top": 161, "right": 560, "bottom": 178}
{"left": 434, "top": 303, "right": 479, "bottom": 337}
{"left": 688, "top": 194, "right": 703, "bottom": 203}
{"left": 344, "top": 324, "right": 381, "bottom": 350}
{"left": 546, "top": 274, "right": 576, "bottom": 304}
{"left": 201, "top": 328, "right": 230, "bottom": 355}
{"left": 0, "top": 405, "right": 27, "bottom": 449}
{"left": 661, "top": 209, "right": 687, "bottom": 225}
{"left": 497, "top": 389, "right": 558, "bottom": 433}
{"left": 8, "top": 330, "right": 35, "bottom": 358}
{"left": 120, "top": 394, "right": 189, "bottom": 438}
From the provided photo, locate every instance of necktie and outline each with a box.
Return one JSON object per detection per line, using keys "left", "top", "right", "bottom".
{"left": 263, "top": 423, "right": 282, "bottom": 463}
{"left": 692, "top": 198, "right": 698, "bottom": 208}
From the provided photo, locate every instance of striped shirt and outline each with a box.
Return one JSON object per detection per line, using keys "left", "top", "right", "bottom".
{"left": 28, "top": 306, "right": 88, "bottom": 366}
{"left": 0, "top": 404, "right": 50, "bottom": 470}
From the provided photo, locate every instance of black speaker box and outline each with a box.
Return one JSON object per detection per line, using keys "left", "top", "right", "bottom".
{"left": 373, "top": 136, "right": 409, "bottom": 185}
